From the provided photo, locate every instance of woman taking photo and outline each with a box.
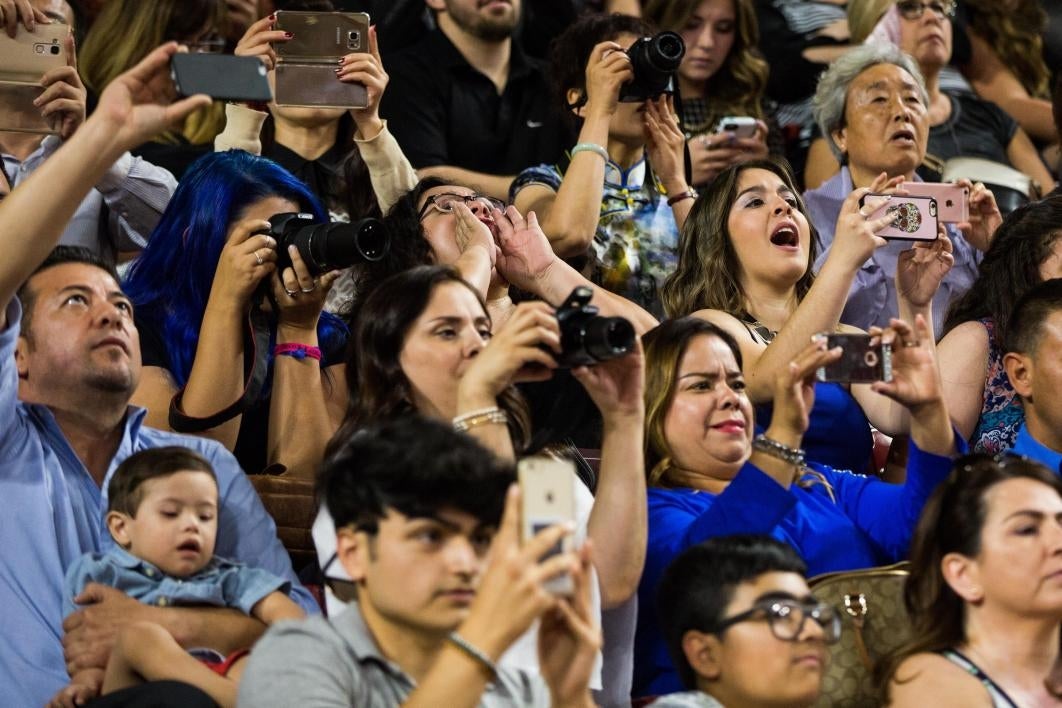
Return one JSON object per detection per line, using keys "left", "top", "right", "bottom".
{"left": 661, "top": 158, "right": 953, "bottom": 472}
{"left": 123, "top": 150, "right": 348, "bottom": 477}
{"left": 633, "top": 314, "right": 960, "bottom": 696}
{"left": 643, "top": 0, "right": 781, "bottom": 187}
{"left": 879, "top": 455, "right": 1062, "bottom": 707}
{"left": 512, "top": 13, "right": 693, "bottom": 317}
{"left": 805, "top": 42, "right": 1000, "bottom": 338}
{"left": 313, "top": 264, "right": 648, "bottom": 695}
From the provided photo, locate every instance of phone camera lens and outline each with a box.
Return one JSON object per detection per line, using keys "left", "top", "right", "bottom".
{"left": 864, "top": 351, "right": 879, "bottom": 367}
{"left": 35, "top": 45, "right": 44, "bottom": 54}
{"left": 51, "top": 45, "right": 60, "bottom": 55}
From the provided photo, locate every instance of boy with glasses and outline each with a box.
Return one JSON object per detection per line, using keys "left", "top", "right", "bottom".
{"left": 653, "top": 535, "right": 839, "bottom": 707}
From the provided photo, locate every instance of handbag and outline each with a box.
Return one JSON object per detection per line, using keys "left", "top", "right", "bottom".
{"left": 809, "top": 562, "right": 912, "bottom": 708}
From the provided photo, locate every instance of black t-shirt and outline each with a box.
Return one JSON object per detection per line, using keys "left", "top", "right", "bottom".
{"left": 137, "top": 312, "right": 345, "bottom": 475}
{"left": 380, "top": 29, "right": 573, "bottom": 176}
{"left": 918, "top": 91, "right": 1018, "bottom": 180}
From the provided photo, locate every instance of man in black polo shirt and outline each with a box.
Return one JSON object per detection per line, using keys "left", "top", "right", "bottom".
{"left": 380, "top": 0, "right": 572, "bottom": 201}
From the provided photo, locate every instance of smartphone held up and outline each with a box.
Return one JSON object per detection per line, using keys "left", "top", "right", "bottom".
{"left": 816, "top": 333, "right": 893, "bottom": 384}
{"left": 860, "top": 192, "right": 939, "bottom": 241}
{"left": 518, "top": 457, "right": 577, "bottom": 597}
{"left": 273, "top": 11, "right": 370, "bottom": 109}
{"left": 0, "top": 22, "right": 69, "bottom": 134}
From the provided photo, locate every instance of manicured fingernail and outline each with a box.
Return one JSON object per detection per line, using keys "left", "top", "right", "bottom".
{"left": 269, "top": 12, "right": 276, "bottom": 19}
{"left": 284, "top": 32, "right": 294, "bottom": 38}
{"left": 288, "top": 245, "right": 297, "bottom": 254}
{"left": 334, "top": 68, "right": 341, "bottom": 73}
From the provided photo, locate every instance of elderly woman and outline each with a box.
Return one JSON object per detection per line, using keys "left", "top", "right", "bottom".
{"left": 805, "top": 0, "right": 1053, "bottom": 193}
{"left": 803, "top": 43, "right": 1000, "bottom": 339}
{"left": 879, "top": 455, "right": 1062, "bottom": 706}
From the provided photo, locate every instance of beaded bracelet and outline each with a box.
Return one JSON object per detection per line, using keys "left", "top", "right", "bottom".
{"left": 453, "top": 406, "right": 509, "bottom": 433}
{"left": 274, "top": 343, "right": 322, "bottom": 361}
{"left": 571, "top": 142, "right": 610, "bottom": 162}
{"left": 751, "top": 434, "right": 806, "bottom": 467}
{"left": 447, "top": 632, "right": 497, "bottom": 677}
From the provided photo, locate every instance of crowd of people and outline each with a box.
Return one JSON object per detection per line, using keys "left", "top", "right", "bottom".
{"left": 1, "top": 0, "right": 1061, "bottom": 706}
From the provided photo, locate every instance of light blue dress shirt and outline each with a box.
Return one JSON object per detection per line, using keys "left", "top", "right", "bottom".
{"left": 0, "top": 299, "right": 316, "bottom": 708}
{"left": 63, "top": 546, "right": 291, "bottom": 619}
{"left": 1009, "top": 423, "right": 1062, "bottom": 473}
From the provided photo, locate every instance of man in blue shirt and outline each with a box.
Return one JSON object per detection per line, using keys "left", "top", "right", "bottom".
{"left": 1003, "top": 278, "right": 1062, "bottom": 471}
{"left": 0, "top": 44, "right": 314, "bottom": 707}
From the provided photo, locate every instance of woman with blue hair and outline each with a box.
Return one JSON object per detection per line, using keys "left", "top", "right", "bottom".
{"left": 124, "top": 150, "right": 348, "bottom": 477}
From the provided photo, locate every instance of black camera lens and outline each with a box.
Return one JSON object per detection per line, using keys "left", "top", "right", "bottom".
{"left": 620, "top": 31, "right": 686, "bottom": 102}
{"left": 50, "top": 45, "right": 60, "bottom": 55}
{"left": 552, "top": 286, "right": 636, "bottom": 368}
{"left": 268, "top": 213, "right": 390, "bottom": 276}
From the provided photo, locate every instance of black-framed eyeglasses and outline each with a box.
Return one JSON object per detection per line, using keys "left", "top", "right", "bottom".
{"left": 896, "top": 0, "right": 956, "bottom": 20}
{"left": 711, "top": 599, "right": 842, "bottom": 644}
{"left": 320, "top": 551, "right": 360, "bottom": 604}
{"left": 417, "top": 192, "right": 506, "bottom": 221}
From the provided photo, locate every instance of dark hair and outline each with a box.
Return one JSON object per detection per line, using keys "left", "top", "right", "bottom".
{"left": 658, "top": 535, "right": 808, "bottom": 689}
{"left": 661, "top": 158, "right": 818, "bottom": 318}
{"left": 122, "top": 150, "right": 348, "bottom": 387}
{"left": 942, "top": 196, "right": 1062, "bottom": 343}
{"left": 642, "top": 317, "right": 744, "bottom": 486}
{"left": 549, "top": 13, "right": 655, "bottom": 129}
{"left": 318, "top": 415, "right": 515, "bottom": 533}
{"left": 1054, "top": 74, "right": 1062, "bottom": 146}
{"left": 876, "top": 454, "right": 1062, "bottom": 701}
{"left": 17, "top": 246, "right": 121, "bottom": 337}
{"left": 330, "top": 265, "right": 530, "bottom": 456}
{"left": 1003, "top": 278, "right": 1062, "bottom": 357}
{"left": 108, "top": 446, "right": 217, "bottom": 516}
{"left": 343, "top": 177, "right": 450, "bottom": 321}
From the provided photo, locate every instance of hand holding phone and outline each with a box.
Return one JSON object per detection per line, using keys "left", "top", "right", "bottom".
{"left": 860, "top": 192, "right": 939, "bottom": 241}
{"left": 713, "top": 115, "right": 757, "bottom": 139}
{"left": 519, "top": 456, "right": 578, "bottom": 596}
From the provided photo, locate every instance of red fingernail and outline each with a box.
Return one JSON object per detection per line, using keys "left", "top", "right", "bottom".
{"left": 269, "top": 13, "right": 276, "bottom": 19}
{"left": 284, "top": 32, "right": 294, "bottom": 38}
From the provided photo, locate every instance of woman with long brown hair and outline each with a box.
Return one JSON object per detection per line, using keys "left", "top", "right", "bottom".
{"left": 879, "top": 455, "right": 1062, "bottom": 706}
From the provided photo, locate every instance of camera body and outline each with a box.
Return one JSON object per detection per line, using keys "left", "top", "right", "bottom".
{"left": 553, "top": 287, "right": 636, "bottom": 368}
{"left": 619, "top": 31, "right": 686, "bottom": 103}
{"left": 266, "top": 212, "right": 390, "bottom": 276}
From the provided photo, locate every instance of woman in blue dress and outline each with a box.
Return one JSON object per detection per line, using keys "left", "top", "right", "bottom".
{"left": 660, "top": 158, "right": 954, "bottom": 473}
{"left": 633, "top": 314, "right": 961, "bottom": 697}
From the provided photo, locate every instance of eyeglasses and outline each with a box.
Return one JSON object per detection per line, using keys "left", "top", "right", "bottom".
{"left": 711, "top": 598, "right": 842, "bottom": 644}
{"left": 896, "top": 0, "right": 956, "bottom": 20}
{"left": 418, "top": 192, "right": 506, "bottom": 221}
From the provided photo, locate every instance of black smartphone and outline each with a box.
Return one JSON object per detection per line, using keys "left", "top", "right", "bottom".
{"left": 170, "top": 54, "right": 272, "bottom": 102}
{"left": 816, "top": 333, "right": 893, "bottom": 384}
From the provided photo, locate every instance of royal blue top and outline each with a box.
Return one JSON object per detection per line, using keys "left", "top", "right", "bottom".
{"left": 756, "top": 382, "right": 873, "bottom": 473}
{"left": 633, "top": 436, "right": 958, "bottom": 697}
{"left": 1009, "top": 423, "right": 1062, "bottom": 473}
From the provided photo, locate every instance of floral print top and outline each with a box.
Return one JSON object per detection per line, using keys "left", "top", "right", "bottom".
{"left": 971, "top": 317, "right": 1025, "bottom": 454}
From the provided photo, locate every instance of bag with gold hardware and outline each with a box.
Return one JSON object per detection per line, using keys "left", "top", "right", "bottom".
{"left": 809, "top": 562, "right": 911, "bottom": 708}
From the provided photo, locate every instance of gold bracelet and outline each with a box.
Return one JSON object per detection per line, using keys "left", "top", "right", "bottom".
{"left": 453, "top": 407, "right": 508, "bottom": 432}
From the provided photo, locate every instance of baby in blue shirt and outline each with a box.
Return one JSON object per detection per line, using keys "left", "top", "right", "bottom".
{"left": 51, "top": 447, "right": 305, "bottom": 708}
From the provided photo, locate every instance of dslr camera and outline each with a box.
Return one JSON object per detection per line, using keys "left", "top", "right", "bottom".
{"left": 265, "top": 213, "right": 390, "bottom": 276}
{"left": 619, "top": 31, "right": 686, "bottom": 102}
{"left": 553, "top": 287, "right": 636, "bottom": 368}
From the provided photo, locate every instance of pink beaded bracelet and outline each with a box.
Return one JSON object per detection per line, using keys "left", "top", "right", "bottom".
{"left": 274, "top": 343, "right": 322, "bottom": 361}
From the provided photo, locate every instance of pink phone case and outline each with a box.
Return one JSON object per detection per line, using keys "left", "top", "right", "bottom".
{"left": 863, "top": 194, "right": 939, "bottom": 241}
{"left": 900, "top": 182, "right": 968, "bottom": 223}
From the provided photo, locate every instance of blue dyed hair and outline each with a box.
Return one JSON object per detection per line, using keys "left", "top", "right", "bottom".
{"left": 123, "top": 150, "right": 347, "bottom": 387}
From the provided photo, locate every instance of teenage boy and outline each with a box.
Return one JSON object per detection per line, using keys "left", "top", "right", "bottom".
{"left": 1003, "top": 278, "right": 1062, "bottom": 470}
{"left": 238, "top": 416, "right": 600, "bottom": 707}
{"left": 653, "top": 535, "right": 840, "bottom": 708}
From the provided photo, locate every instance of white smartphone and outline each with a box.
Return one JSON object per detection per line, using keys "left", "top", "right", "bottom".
{"left": 713, "top": 115, "right": 757, "bottom": 138}
{"left": 518, "top": 456, "right": 576, "bottom": 596}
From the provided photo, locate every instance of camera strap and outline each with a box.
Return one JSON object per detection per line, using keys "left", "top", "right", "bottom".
{"left": 167, "top": 307, "right": 272, "bottom": 433}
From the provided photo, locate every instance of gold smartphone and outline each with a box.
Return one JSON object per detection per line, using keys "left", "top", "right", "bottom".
{"left": 0, "top": 22, "right": 67, "bottom": 82}
{"left": 518, "top": 456, "right": 576, "bottom": 596}
{"left": 274, "top": 11, "right": 369, "bottom": 60}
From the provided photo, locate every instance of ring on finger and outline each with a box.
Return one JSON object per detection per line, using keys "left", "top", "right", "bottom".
{"left": 903, "top": 340, "right": 919, "bottom": 348}
{"left": 254, "top": 250, "right": 264, "bottom": 266}
{"left": 300, "top": 281, "right": 316, "bottom": 293}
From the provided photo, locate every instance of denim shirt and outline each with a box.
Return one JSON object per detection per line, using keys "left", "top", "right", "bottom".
{"left": 0, "top": 300, "right": 316, "bottom": 708}
{"left": 63, "top": 546, "right": 291, "bottom": 619}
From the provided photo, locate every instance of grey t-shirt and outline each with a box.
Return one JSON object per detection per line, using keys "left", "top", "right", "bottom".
{"left": 237, "top": 605, "right": 551, "bottom": 707}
